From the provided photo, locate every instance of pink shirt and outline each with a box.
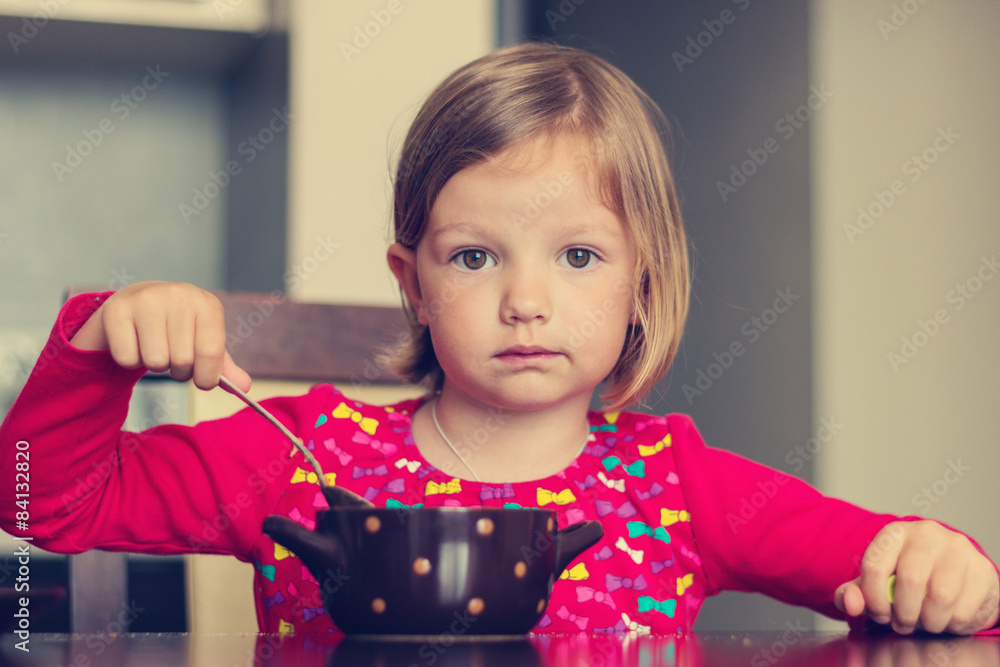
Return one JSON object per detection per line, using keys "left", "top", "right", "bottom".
{"left": 1, "top": 292, "right": 997, "bottom": 635}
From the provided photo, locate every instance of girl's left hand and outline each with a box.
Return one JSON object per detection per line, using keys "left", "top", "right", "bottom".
{"left": 834, "top": 521, "right": 1000, "bottom": 635}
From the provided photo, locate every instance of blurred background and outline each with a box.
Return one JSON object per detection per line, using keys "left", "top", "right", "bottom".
{"left": 0, "top": 0, "right": 997, "bottom": 634}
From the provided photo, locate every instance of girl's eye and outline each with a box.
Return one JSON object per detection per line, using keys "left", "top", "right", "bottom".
{"left": 454, "top": 249, "right": 496, "bottom": 271}
{"left": 561, "top": 248, "right": 595, "bottom": 269}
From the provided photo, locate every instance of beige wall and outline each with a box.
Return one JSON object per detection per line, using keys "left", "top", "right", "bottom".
{"left": 287, "top": 0, "right": 497, "bottom": 306}
{"left": 812, "top": 0, "right": 1000, "bottom": 629}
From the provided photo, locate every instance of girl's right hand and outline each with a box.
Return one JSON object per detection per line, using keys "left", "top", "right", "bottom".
{"left": 69, "top": 281, "right": 252, "bottom": 393}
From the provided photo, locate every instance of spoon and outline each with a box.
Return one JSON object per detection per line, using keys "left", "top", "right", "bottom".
{"left": 218, "top": 375, "right": 373, "bottom": 508}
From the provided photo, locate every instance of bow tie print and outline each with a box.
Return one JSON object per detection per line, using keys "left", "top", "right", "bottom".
{"left": 627, "top": 520, "right": 671, "bottom": 544}
{"left": 597, "top": 472, "right": 625, "bottom": 493}
{"left": 291, "top": 468, "right": 337, "bottom": 486}
{"left": 417, "top": 464, "right": 435, "bottom": 479}
{"left": 426, "top": 478, "right": 462, "bottom": 495}
{"left": 559, "top": 563, "right": 589, "bottom": 581}
{"left": 633, "top": 416, "right": 667, "bottom": 433}
{"left": 313, "top": 491, "right": 328, "bottom": 508}
{"left": 576, "top": 585, "right": 616, "bottom": 609}
{"left": 638, "top": 595, "right": 677, "bottom": 618}
{"left": 279, "top": 619, "right": 294, "bottom": 634}
{"left": 394, "top": 458, "right": 421, "bottom": 473}
{"left": 503, "top": 502, "right": 522, "bottom": 509}
{"left": 362, "top": 477, "right": 406, "bottom": 501}
{"left": 615, "top": 536, "right": 644, "bottom": 564}
{"left": 288, "top": 507, "right": 315, "bottom": 531}
{"left": 661, "top": 508, "right": 691, "bottom": 526}
{"left": 274, "top": 543, "right": 295, "bottom": 561}
{"left": 301, "top": 565, "right": 317, "bottom": 584}
{"left": 677, "top": 573, "right": 694, "bottom": 596}
{"left": 680, "top": 543, "right": 702, "bottom": 567}
{"left": 385, "top": 408, "right": 409, "bottom": 422}
{"left": 386, "top": 498, "right": 424, "bottom": 509}
{"left": 252, "top": 559, "right": 276, "bottom": 583}
{"left": 638, "top": 434, "right": 671, "bottom": 457}
{"left": 594, "top": 499, "right": 637, "bottom": 518}
{"left": 479, "top": 483, "right": 515, "bottom": 501}
{"left": 636, "top": 482, "right": 664, "bottom": 501}
{"left": 584, "top": 442, "right": 611, "bottom": 457}
{"left": 332, "top": 402, "right": 379, "bottom": 435}
{"left": 575, "top": 475, "right": 598, "bottom": 491}
{"left": 352, "top": 431, "right": 398, "bottom": 458}
{"left": 264, "top": 591, "right": 285, "bottom": 611}
{"left": 590, "top": 424, "right": 616, "bottom": 433}
{"left": 593, "top": 545, "right": 613, "bottom": 561}
{"left": 555, "top": 605, "right": 588, "bottom": 630}
{"left": 594, "top": 618, "right": 627, "bottom": 634}
{"left": 537, "top": 614, "right": 552, "bottom": 628}
{"left": 352, "top": 464, "right": 389, "bottom": 479}
{"left": 620, "top": 612, "right": 651, "bottom": 636}
{"left": 537, "top": 487, "right": 576, "bottom": 506}
{"left": 606, "top": 573, "right": 648, "bottom": 592}
{"left": 564, "top": 508, "right": 586, "bottom": 524}
{"left": 321, "top": 438, "right": 353, "bottom": 466}
{"left": 303, "top": 606, "right": 325, "bottom": 621}
{"left": 601, "top": 455, "right": 645, "bottom": 478}
{"left": 650, "top": 558, "right": 674, "bottom": 574}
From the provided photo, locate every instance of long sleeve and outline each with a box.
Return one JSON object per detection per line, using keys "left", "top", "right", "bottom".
{"left": 0, "top": 291, "right": 333, "bottom": 560}
{"left": 669, "top": 414, "right": 1000, "bottom": 629}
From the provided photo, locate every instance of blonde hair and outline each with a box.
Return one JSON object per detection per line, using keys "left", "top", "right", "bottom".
{"left": 387, "top": 42, "right": 690, "bottom": 411}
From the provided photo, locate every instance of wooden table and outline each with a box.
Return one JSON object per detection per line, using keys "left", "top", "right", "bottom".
{"left": 2, "top": 631, "right": 999, "bottom": 666}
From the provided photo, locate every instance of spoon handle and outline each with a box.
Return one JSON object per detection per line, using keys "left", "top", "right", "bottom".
{"left": 219, "top": 375, "right": 329, "bottom": 487}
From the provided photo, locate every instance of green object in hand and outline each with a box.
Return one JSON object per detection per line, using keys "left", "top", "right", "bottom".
{"left": 887, "top": 574, "right": 897, "bottom": 604}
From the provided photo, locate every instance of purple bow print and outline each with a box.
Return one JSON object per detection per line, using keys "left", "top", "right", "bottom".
{"left": 575, "top": 474, "right": 598, "bottom": 491}
{"left": 416, "top": 464, "right": 435, "bottom": 479}
{"left": 322, "top": 438, "right": 353, "bottom": 466}
{"left": 479, "top": 483, "right": 515, "bottom": 501}
{"left": 583, "top": 442, "right": 611, "bottom": 458}
{"left": 634, "top": 417, "right": 667, "bottom": 432}
{"left": 264, "top": 591, "right": 285, "bottom": 610}
{"left": 594, "top": 618, "right": 627, "bottom": 634}
{"left": 352, "top": 431, "right": 398, "bottom": 458}
{"left": 537, "top": 614, "right": 552, "bottom": 628}
{"left": 594, "top": 499, "right": 637, "bottom": 518}
{"left": 303, "top": 606, "right": 325, "bottom": 621}
{"left": 555, "top": 605, "right": 588, "bottom": 631}
{"left": 352, "top": 464, "right": 389, "bottom": 479}
{"left": 576, "top": 585, "right": 616, "bottom": 609}
{"left": 650, "top": 558, "right": 675, "bottom": 574}
{"left": 636, "top": 482, "right": 664, "bottom": 501}
{"left": 362, "top": 478, "right": 406, "bottom": 501}
{"left": 606, "top": 573, "right": 648, "bottom": 592}
{"left": 593, "top": 545, "right": 613, "bottom": 561}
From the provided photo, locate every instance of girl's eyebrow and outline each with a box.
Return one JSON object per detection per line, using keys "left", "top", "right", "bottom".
{"left": 429, "top": 221, "right": 481, "bottom": 240}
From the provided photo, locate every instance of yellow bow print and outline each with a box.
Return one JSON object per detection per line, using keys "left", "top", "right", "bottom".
{"left": 638, "top": 434, "right": 671, "bottom": 457}
{"left": 559, "top": 562, "right": 589, "bottom": 581}
{"left": 278, "top": 619, "right": 294, "bottom": 634}
{"left": 332, "top": 402, "right": 379, "bottom": 435}
{"left": 425, "top": 478, "right": 462, "bottom": 495}
{"left": 660, "top": 508, "right": 691, "bottom": 526}
{"left": 291, "top": 468, "right": 337, "bottom": 486}
{"left": 537, "top": 487, "right": 576, "bottom": 506}
{"left": 677, "top": 573, "right": 694, "bottom": 596}
{"left": 274, "top": 543, "right": 295, "bottom": 561}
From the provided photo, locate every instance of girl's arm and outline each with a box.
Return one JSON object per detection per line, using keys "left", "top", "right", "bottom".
{"left": 0, "top": 291, "right": 332, "bottom": 559}
{"left": 668, "top": 414, "right": 1000, "bottom": 633}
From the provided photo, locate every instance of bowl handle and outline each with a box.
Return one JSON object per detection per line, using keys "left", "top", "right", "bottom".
{"left": 554, "top": 520, "right": 605, "bottom": 574}
{"left": 262, "top": 515, "right": 346, "bottom": 579}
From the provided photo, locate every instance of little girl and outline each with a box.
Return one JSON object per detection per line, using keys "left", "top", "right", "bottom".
{"left": 2, "top": 43, "right": 998, "bottom": 637}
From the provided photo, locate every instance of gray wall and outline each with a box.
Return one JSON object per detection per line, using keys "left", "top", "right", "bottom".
{"left": 530, "top": 0, "right": 814, "bottom": 631}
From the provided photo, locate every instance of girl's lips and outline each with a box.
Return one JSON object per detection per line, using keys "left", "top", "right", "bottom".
{"left": 495, "top": 348, "right": 562, "bottom": 366}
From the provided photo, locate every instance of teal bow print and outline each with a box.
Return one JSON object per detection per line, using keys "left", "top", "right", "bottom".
{"left": 627, "top": 521, "right": 671, "bottom": 544}
{"left": 386, "top": 499, "right": 424, "bottom": 509}
{"left": 638, "top": 596, "right": 677, "bottom": 617}
{"left": 602, "top": 455, "right": 645, "bottom": 478}
{"left": 252, "top": 559, "right": 276, "bottom": 583}
{"left": 590, "top": 424, "right": 617, "bottom": 432}
{"left": 503, "top": 502, "right": 523, "bottom": 509}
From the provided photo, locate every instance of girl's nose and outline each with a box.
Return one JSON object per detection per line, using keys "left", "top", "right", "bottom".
{"left": 499, "top": 266, "right": 552, "bottom": 325}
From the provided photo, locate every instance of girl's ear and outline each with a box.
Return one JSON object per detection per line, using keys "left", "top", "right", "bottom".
{"left": 387, "top": 243, "right": 429, "bottom": 325}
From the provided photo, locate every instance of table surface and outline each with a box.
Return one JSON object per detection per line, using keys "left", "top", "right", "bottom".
{"left": 2, "top": 631, "right": 999, "bottom": 667}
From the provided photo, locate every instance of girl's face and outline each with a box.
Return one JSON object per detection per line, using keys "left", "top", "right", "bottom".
{"left": 388, "top": 133, "right": 638, "bottom": 412}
